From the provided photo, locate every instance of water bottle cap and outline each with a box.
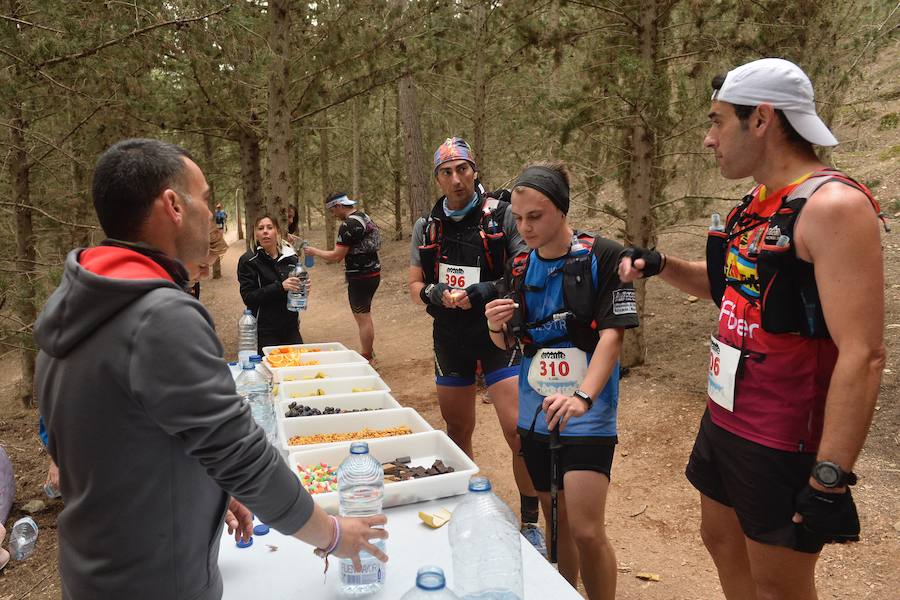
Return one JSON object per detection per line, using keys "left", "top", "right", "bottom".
{"left": 349, "top": 441, "right": 370, "bottom": 455}
{"left": 467, "top": 476, "right": 492, "bottom": 492}
{"left": 242, "top": 363, "right": 255, "bottom": 370}
{"left": 249, "top": 355, "right": 263, "bottom": 363}
{"left": 235, "top": 536, "right": 253, "bottom": 548}
{"left": 243, "top": 308, "right": 252, "bottom": 315}
{"left": 415, "top": 566, "right": 447, "bottom": 590}
{"left": 253, "top": 523, "right": 270, "bottom": 536}
{"left": 228, "top": 361, "right": 238, "bottom": 367}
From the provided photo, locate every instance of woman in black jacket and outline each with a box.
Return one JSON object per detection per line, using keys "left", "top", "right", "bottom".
{"left": 237, "top": 215, "right": 303, "bottom": 353}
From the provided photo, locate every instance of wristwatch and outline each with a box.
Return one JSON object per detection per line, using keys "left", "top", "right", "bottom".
{"left": 573, "top": 390, "right": 593, "bottom": 410}
{"left": 811, "top": 461, "right": 857, "bottom": 489}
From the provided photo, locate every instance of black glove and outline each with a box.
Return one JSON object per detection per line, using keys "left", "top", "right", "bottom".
{"left": 465, "top": 281, "right": 500, "bottom": 306}
{"left": 420, "top": 283, "right": 450, "bottom": 307}
{"left": 619, "top": 246, "right": 665, "bottom": 278}
{"left": 794, "top": 484, "right": 860, "bottom": 544}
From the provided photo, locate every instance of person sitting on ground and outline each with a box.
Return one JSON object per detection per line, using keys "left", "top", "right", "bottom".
{"left": 485, "top": 160, "right": 638, "bottom": 599}
{"left": 237, "top": 215, "right": 304, "bottom": 354}
{"left": 306, "top": 193, "right": 382, "bottom": 361}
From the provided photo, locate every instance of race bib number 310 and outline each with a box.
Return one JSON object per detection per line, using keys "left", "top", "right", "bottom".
{"left": 438, "top": 263, "right": 480, "bottom": 289}
{"left": 527, "top": 347, "right": 589, "bottom": 398}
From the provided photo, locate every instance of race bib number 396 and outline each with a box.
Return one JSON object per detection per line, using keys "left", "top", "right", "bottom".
{"left": 438, "top": 263, "right": 480, "bottom": 289}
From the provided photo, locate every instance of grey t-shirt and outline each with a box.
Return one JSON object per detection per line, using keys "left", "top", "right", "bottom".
{"left": 410, "top": 198, "right": 524, "bottom": 266}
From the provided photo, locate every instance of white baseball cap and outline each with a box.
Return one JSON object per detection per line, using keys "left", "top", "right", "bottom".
{"left": 324, "top": 193, "right": 357, "bottom": 209}
{"left": 712, "top": 58, "right": 838, "bottom": 147}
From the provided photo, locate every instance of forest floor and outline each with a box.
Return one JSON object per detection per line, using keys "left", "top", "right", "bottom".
{"left": 2, "top": 46, "right": 900, "bottom": 600}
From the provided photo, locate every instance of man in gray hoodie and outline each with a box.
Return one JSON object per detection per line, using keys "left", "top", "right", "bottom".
{"left": 34, "top": 139, "right": 388, "bottom": 600}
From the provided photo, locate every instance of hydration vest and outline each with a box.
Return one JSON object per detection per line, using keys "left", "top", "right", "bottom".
{"left": 705, "top": 170, "right": 886, "bottom": 338}
{"left": 505, "top": 232, "right": 600, "bottom": 357}
{"left": 346, "top": 212, "right": 381, "bottom": 255}
{"left": 417, "top": 192, "right": 509, "bottom": 287}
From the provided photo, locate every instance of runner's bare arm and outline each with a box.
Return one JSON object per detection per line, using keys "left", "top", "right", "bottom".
{"left": 618, "top": 253, "right": 713, "bottom": 300}
{"left": 306, "top": 244, "right": 349, "bottom": 263}
{"left": 579, "top": 328, "right": 626, "bottom": 400}
{"left": 409, "top": 266, "right": 426, "bottom": 305}
{"left": 797, "top": 183, "right": 886, "bottom": 483}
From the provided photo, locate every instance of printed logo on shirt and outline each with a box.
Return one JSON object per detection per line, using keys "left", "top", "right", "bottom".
{"left": 612, "top": 289, "right": 637, "bottom": 315}
{"left": 719, "top": 299, "right": 759, "bottom": 338}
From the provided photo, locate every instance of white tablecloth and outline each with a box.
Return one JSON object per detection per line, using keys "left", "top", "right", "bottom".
{"left": 219, "top": 498, "right": 582, "bottom": 599}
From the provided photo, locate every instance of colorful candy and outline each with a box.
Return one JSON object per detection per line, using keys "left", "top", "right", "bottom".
{"left": 297, "top": 463, "right": 338, "bottom": 494}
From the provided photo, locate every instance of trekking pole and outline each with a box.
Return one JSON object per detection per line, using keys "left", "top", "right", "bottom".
{"left": 549, "top": 426, "right": 561, "bottom": 564}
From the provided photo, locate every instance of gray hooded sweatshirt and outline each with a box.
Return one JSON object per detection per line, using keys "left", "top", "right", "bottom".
{"left": 34, "top": 245, "right": 313, "bottom": 600}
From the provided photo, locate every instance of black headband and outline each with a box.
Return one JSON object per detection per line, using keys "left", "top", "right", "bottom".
{"left": 513, "top": 166, "right": 570, "bottom": 214}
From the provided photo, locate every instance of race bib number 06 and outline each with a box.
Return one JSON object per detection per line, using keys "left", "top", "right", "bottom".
{"left": 707, "top": 335, "right": 740, "bottom": 412}
{"left": 527, "top": 347, "right": 588, "bottom": 398}
{"left": 438, "top": 263, "right": 480, "bottom": 289}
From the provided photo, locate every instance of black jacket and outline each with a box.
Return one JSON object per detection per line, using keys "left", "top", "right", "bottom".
{"left": 237, "top": 245, "right": 299, "bottom": 337}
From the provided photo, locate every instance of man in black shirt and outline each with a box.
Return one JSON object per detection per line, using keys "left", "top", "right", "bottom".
{"left": 306, "top": 193, "right": 382, "bottom": 360}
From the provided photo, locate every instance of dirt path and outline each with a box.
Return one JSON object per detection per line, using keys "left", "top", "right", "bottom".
{"left": 1, "top": 220, "right": 897, "bottom": 599}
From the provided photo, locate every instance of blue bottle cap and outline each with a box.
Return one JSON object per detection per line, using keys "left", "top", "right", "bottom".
{"left": 236, "top": 536, "right": 253, "bottom": 548}
{"left": 349, "top": 441, "right": 370, "bottom": 455}
{"left": 249, "top": 355, "right": 263, "bottom": 363}
{"left": 467, "top": 476, "right": 492, "bottom": 492}
{"left": 253, "top": 523, "right": 270, "bottom": 536}
{"left": 415, "top": 565, "right": 446, "bottom": 590}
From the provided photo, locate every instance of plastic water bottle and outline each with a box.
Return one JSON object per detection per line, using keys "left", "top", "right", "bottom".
{"left": 237, "top": 309, "right": 257, "bottom": 366}
{"left": 9, "top": 516, "right": 39, "bottom": 561}
{"left": 400, "top": 566, "right": 460, "bottom": 599}
{"left": 235, "top": 356, "right": 276, "bottom": 444}
{"left": 286, "top": 263, "right": 309, "bottom": 312}
{"left": 449, "top": 476, "right": 522, "bottom": 600}
{"left": 338, "top": 441, "right": 386, "bottom": 595}
{"left": 286, "top": 263, "right": 305, "bottom": 311}
{"left": 303, "top": 242, "right": 315, "bottom": 268}
{"left": 709, "top": 212, "right": 724, "bottom": 232}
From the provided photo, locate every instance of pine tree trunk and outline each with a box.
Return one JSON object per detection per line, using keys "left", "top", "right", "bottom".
{"left": 393, "top": 87, "right": 403, "bottom": 240}
{"left": 320, "top": 111, "right": 335, "bottom": 248}
{"left": 352, "top": 96, "right": 362, "bottom": 209}
{"left": 266, "top": 0, "right": 293, "bottom": 228}
{"left": 620, "top": 0, "right": 667, "bottom": 368}
{"left": 236, "top": 188, "right": 244, "bottom": 241}
{"left": 238, "top": 124, "right": 263, "bottom": 251}
{"left": 9, "top": 100, "right": 36, "bottom": 407}
{"left": 472, "top": 3, "right": 488, "bottom": 168}
{"left": 398, "top": 75, "right": 429, "bottom": 223}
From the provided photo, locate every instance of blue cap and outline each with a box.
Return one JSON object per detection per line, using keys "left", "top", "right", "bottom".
{"left": 253, "top": 523, "right": 270, "bottom": 536}
{"left": 249, "top": 355, "right": 263, "bottom": 363}
{"left": 415, "top": 566, "right": 447, "bottom": 590}
{"left": 235, "top": 537, "right": 253, "bottom": 548}
{"left": 350, "top": 441, "right": 370, "bottom": 455}
{"left": 467, "top": 476, "right": 492, "bottom": 492}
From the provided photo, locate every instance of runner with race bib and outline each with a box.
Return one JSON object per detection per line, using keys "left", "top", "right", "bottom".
{"left": 485, "top": 161, "right": 638, "bottom": 600}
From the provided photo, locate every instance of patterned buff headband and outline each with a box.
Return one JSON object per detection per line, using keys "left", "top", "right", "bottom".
{"left": 433, "top": 137, "right": 477, "bottom": 174}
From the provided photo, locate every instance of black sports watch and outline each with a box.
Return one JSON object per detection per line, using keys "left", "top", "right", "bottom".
{"left": 573, "top": 390, "right": 593, "bottom": 410}
{"left": 811, "top": 461, "right": 857, "bottom": 489}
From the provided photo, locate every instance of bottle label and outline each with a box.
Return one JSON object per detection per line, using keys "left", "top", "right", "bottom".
{"left": 340, "top": 560, "right": 385, "bottom": 586}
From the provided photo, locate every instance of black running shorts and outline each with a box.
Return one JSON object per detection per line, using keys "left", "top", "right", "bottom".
{"left": 347, "top": 274, "right": 380, "bottom": 314}
{"left": 519, "top": 433, "right": 615, "bottom": 492}
{"left": 432, "top": 321, "right": 520, "bottom": 387}
{"left": 685, "top": 410, "right": 825, "bottom": 553}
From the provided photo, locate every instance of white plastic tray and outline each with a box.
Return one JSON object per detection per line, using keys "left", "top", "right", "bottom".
{"left": 278, "top": 375, "right": 389, "bottom": 401}
{"left": 263, "top": 350, "right": 368, "bottom": 374}
{"left": 277, "top": 362, "right": 379, "bottom": 382}
{"left": 288, "top": 430, "right": 478, "bottom": 513}
{"left": 278, "top": 407, "right": 432, "bottom": 453}
{"left": 277, "top": 391, "right": 402, "bottom": 420}
{"left": 262, "top": 342, "right": 348, "bottom": 355}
